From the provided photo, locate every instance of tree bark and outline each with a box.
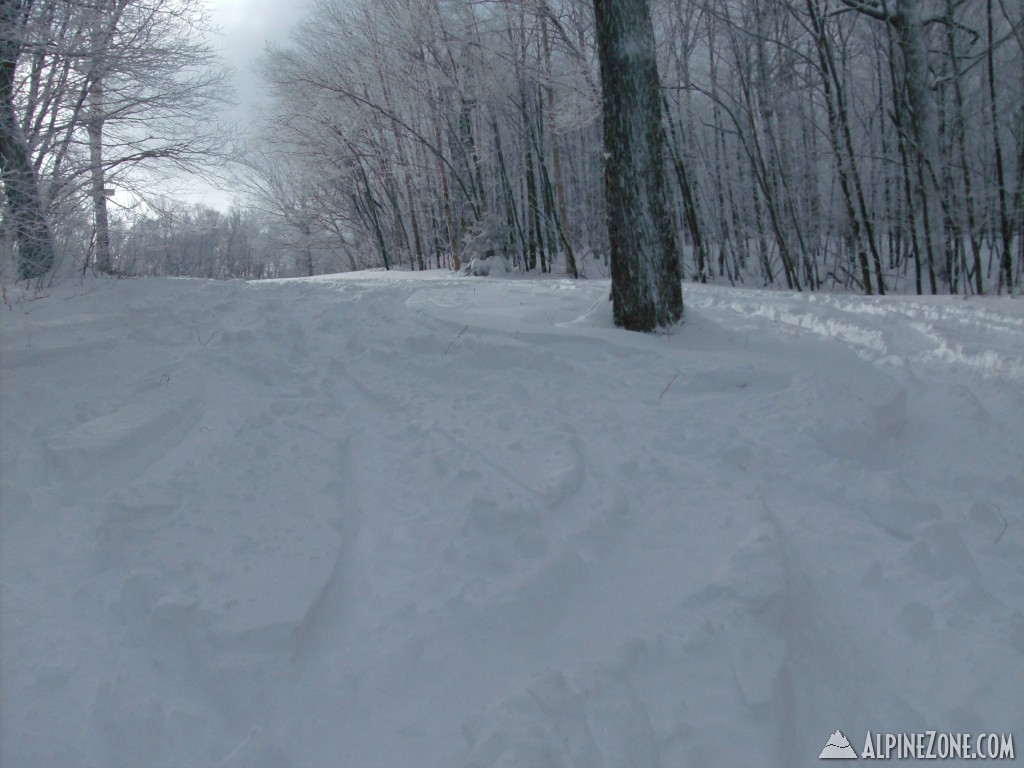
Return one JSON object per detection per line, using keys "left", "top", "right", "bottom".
{"left": 541, "top": 16, "right": 577, "bottom": 278}
{"left": 987, "top": 0, "right": 1013, "bottom": 292}
{"left": 1, "top": 0, "right": 55, "bottom": 280}
{"left": 594, "top": 0, "right": 682, "bottom": 330}
{"left": 88, "top": 75, "right": 111, "bottom": 273}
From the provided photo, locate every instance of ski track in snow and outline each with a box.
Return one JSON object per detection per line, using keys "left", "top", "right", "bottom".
{"left": 1, "top": 274, "right": 1021, "bottom": 767}
{"left": 688, "top": 287, "right": 1024, "bottom": 381}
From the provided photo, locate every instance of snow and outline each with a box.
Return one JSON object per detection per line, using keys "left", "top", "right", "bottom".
{"left": 1, "top": 272, "right": 1022, "bottom": 767}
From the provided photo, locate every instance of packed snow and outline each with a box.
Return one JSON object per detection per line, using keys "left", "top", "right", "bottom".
{"left": 1, "top": 271, "right": 1022, "bottom": 767}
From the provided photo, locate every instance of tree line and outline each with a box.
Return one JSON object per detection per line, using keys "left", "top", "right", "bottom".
{"left": 251, "top": 0, "right": 1021, "bottom": 295}
{"left": 107, "top": 201, "right": 360, "bottom": 279}
{"left": 3, "top": 0, "right": 1022, "bottom": 307}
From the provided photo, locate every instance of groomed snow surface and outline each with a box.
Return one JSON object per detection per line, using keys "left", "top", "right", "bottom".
{"left": 1, "top": 271, "right": 1022, "bottom": 767}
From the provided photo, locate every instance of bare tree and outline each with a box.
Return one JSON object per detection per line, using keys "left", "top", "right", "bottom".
{"left": 241, "top": 0, "right": 1019, "bottom": 294}
{"left": 2, "top": 0, "right": 229, "bottom": 278}
{"left": 1, "top": 0, "right": 54, "bottom": 279}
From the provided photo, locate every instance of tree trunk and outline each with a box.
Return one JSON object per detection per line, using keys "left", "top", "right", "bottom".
{"left": 433, "top": 118, "right": 459, "bottom": 270}
{"left": 593, "top": 0, "right": 682, "bottom": 330}
{"left": 541, "top": 16, "right": 577, "bottom": 278}
{"left": 1, "top": 1, "right": 55, "bottom": 280}
{"left": 807, "top": 0, "right": 872, "bottom": 294}
{"left": 88, "top": 75, "right": 112, "bottom": 273}
{"left": 301, "top": 221, "right": 313, "bottom": 277}
{"left": 663, "top": 95, "right": 707, "bottom": 283}
{"left": 987, "top": 0, "right": 1013, "bottom": 292}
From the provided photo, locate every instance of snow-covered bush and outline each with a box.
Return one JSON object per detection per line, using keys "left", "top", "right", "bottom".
{"left": 460, "top": 216, "right": 511, "bottom": 276}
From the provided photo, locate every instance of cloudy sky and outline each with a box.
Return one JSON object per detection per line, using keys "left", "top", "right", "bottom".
{"left": 210, "top": 0, "right": 308, "bottom": 117}
{"left": 178, "top": 0, "right": 310, "bottom": 209}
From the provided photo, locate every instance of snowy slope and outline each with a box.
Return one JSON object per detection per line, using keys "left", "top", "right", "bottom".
{"left": 1, "top": 272, "right": 1021, "bottom": 767}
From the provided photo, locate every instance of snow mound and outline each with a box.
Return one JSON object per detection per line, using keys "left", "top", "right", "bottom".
{"left": 463, "top": 254, "right": 510, "bottom": 277}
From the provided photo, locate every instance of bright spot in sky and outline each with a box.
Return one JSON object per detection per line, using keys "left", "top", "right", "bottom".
{"left": 171, "top": 0, "right": 307, "bottom": 209}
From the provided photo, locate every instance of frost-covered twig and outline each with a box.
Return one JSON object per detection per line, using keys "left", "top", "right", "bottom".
{"left": 445, "top": 325, "right": 468, "bottom": 355}
{"left": 193, "top": 328, "right": 223, "bottom": 346}
{"left": 993, "top": 504, "right": 1008, "bottom": 545}
{"left": 659, "top": 372, "right": 680, "bottom": 400}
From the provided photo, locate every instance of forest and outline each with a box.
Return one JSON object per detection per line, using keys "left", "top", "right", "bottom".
{"left": 3, "top": 3, "right": 1023, "bottom": 764}
{"left": 1, "top": 0, "right": 1022, "bottom": 295}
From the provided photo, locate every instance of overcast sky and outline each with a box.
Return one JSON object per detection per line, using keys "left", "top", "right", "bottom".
{"left": 176, "top": 0, "right": 309, "bottom": 209}
{"left": 211, "top": 0, "right": 308, "bottom": 119}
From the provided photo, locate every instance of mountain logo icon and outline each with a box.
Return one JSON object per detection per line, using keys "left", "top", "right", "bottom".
{"left": 819, "top": 730, "right": 858, "bottom": 759}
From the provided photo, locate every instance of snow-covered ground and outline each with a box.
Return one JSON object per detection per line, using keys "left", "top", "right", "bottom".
{"left": 1, "top": 271, "right": 1021, "bottom": 767}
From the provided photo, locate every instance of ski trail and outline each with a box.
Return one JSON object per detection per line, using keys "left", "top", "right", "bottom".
{"left": 3, "top": 275, "right": 1021, "bottom": 768}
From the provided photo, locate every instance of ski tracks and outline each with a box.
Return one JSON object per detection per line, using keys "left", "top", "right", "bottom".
{"left": 4, "top": 276, "right": 1021, "bottom": 768}
{"left": 687, "top": 286, "right": 1024, "bottom": 381}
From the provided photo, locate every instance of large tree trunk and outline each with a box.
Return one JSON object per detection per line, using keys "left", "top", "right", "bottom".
{"left": 1, "top": 0, "right": 55, "bottom": 280}
{"left": 593, "top": 0, "right": 682, "bottom": 331}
